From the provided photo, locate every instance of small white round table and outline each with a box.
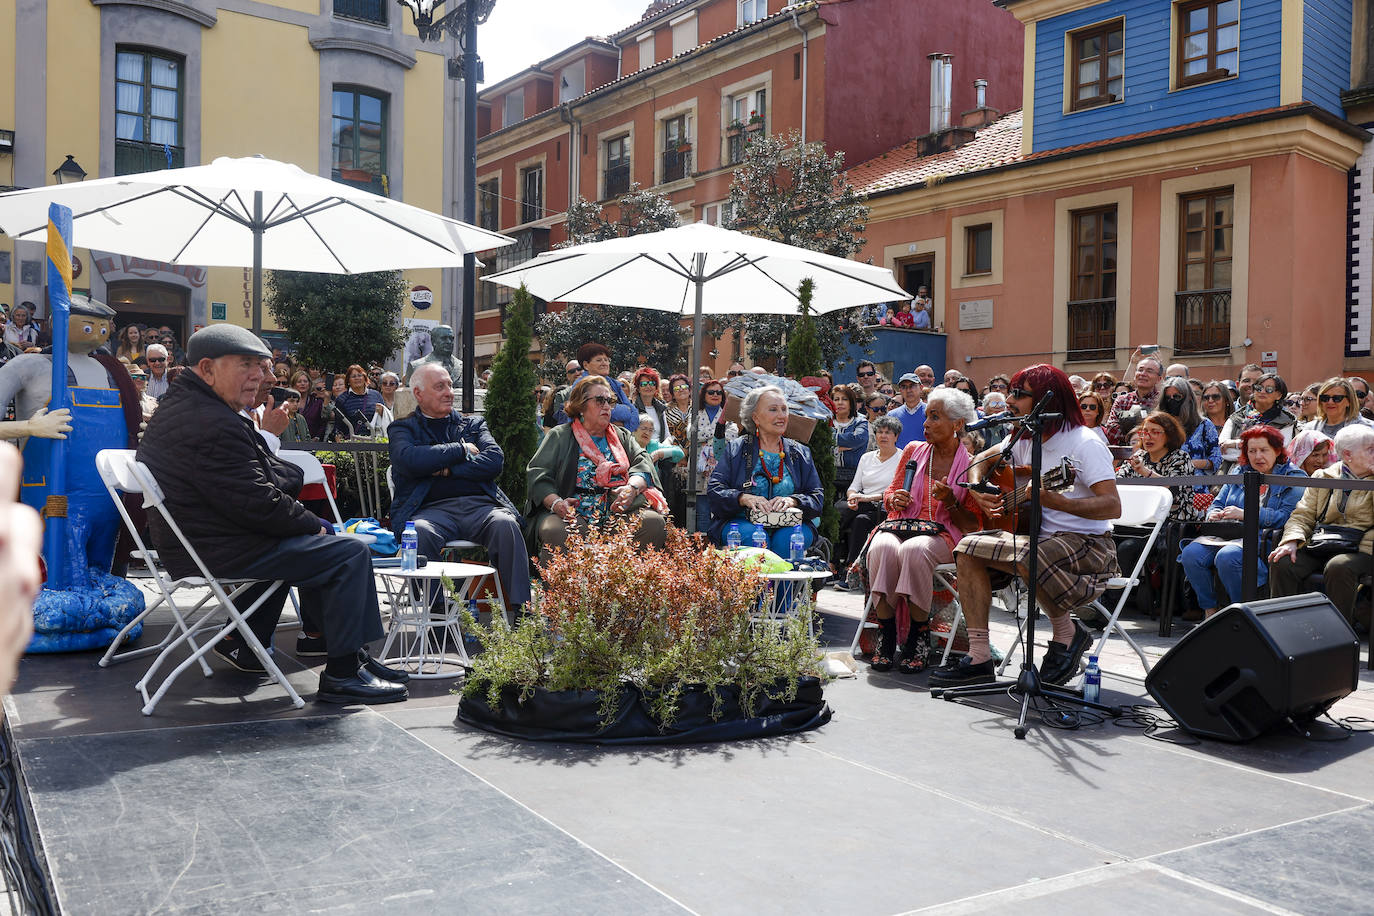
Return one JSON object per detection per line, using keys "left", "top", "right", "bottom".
{"left": 757, "top": 569, "right": 831, "bottom": 637}
{"left": 373, "top": 560, "right": 499, "bottom": 679}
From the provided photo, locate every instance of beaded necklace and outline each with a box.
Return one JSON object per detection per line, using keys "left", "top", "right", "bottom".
{"left": 757, "top": 435, "right": 785, "bottom": 485}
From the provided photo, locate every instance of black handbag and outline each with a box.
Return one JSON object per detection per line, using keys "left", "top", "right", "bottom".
{"left": 1306, "top": 488, "right": 1366, "bottom": 557}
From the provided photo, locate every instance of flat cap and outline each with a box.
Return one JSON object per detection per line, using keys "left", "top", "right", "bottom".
{"left": 186, "top": 324, "right": 272, "bottom": 363}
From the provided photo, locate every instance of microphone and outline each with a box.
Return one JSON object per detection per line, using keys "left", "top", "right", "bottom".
{"left": 965, "top": 414, "right": 1020, "bottom": 432}
{"left": 902, "top": 457, "right": 919, "bottom": 491}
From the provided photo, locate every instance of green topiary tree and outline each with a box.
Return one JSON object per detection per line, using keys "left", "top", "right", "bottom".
{"left": 786, "top": 279, "right": 838, "bottom": 543}
{"left": 266, "top": 269, "right": 408, "bottom": 370}
{"left": 484, "top": 284, "right": 540, "bottom": 509}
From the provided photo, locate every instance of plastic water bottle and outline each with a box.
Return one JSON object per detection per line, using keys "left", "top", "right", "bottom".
{"left": 401, "top": 521, "right": 418, "bottom": 571}
{"left": 790, "top": 526, "right": 805, "bottom": 564}
{"left": 751, "top": 527, "right": 768, "bottom": 549}
{"left": 725, "top": 523, "right": 742, "bottom": 550}
{"left": 1083, "top": 655, "right": 1101, "bottom": 704}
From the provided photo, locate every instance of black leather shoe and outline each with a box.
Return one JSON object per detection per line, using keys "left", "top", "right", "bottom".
{"left": 928, "top": 655, "right": 996, "bottom": 687}
{"left": 317, "top": 668, "right": 408, "bottom": 705}
{"left": 1039, "top": 619, "right": 1092, "bottom": 686}
{"left": 359, "top": 651, "right": 410, "bottom": 684}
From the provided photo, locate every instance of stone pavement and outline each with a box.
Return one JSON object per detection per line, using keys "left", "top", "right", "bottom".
{"left": 3, "top": 578, "right": 1373, "bottom": 914}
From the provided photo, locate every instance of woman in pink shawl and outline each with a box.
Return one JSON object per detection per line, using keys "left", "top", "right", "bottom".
{"left": 866, "top": 387, "right": 983, "bottom": 673}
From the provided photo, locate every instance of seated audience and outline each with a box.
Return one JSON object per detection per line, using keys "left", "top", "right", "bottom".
{"left": 388, "top": 363, "right": 531, "bottom": 612}
{"left": 863, "top": 388, "right": 982, "bottom": 673}
{"left": 527, "top": 375, "right": 667, "bottom": 563}
{"left": 1179, "top": 426, "right": 1305, "bottom": 620}
{"left": 1289, "top": 429, "right": 1336, "bottom": 475}
{"left": 137, "top": 325, "right": 406, "bottom": 705}
{"left": 1116, "top": 411, "right": 1203, "bottom": 522}
{"left": 835, "top": 415, "right": 903, "bottom": 587}
{"left": 707, "top": 385, "right": 824, "bottom": 556}
{"left": 1269, "top": 424, "right": 1374, "bottom": 626}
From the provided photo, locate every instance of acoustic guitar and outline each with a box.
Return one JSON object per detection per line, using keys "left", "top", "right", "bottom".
{"left": 970, "top": 456, "right": 1078, "bottom": 534}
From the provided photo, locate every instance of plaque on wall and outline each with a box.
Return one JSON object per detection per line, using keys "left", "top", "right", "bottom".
{"left": 20, "top": 260, "right": 40, "bottom": 286}
{"left": 958, "top": 298, "right": 994, "bottom": 330}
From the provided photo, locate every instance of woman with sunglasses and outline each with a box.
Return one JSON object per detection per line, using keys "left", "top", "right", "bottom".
{"left": 526, "top": 375, "right": 667, "bottom": 562}
{"left": 1304, "top": 377, "right": 1372, "bottom": 439}
{"left": 984, "top": 374, "right": 1011, "bottom": 398}
{"left": 300, "top": 374, "right": 330, "bottom": 440}
{"left": 1219, "top": 373, "right": 1297, "bottom": 470}
{"left": 630, "top": 367, "right": 671, "bottom": 443}
{"left": 1077, "top": 392, "right": 1108, "bottom": 442}
{"left": 683, "top": 379, "right": 739, "bottom": 530}
{"left": 370, "top": 371, "right": 400, "bottom": 434}
{"left": 664, "top": 373, "right": 693, "bottom": 443}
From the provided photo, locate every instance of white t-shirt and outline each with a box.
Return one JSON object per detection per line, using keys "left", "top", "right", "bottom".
{"left": 849, "top": 448, "right": 903, "bottom": 499}
{"left": 1003, "top": 423, "right": 1114, "bottom": 536}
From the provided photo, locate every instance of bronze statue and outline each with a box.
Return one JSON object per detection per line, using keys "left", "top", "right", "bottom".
{"left": 403, "top": 324, "right": 462, "bottom": 385}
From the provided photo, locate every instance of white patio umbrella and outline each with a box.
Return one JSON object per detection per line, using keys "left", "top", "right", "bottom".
{"left": 482, "top": 222, "right": 911, "bottom": 528}
{"left": 0, "top": 155, "right": 514, "bottom": 332}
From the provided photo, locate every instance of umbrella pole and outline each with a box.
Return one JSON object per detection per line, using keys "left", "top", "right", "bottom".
{"left": 251, "top": 190, "right": 263, "bottom": 335}
{"left": 686, "top": 255, "right": 705, "bottom": 533}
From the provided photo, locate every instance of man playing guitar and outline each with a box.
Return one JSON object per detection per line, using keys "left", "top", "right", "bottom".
{"left": 930, "top": 364, "right": 1121, "bottom": 687}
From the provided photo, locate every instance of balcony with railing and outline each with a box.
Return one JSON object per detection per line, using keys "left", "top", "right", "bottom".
{"left": 661, "top": 148, "right": 692, "bottom": 183}
{"left": 115, "top": 140, "right": 184, "bottom": 176}
{"left": 604, "top": 162, "right": 631, "bottom": 199}
{"left": 1065, "top": 297, "right": 1116, "bottom": 362}
{"left": 333, "top": 0, "right": 386, "bottom": 25}
{"left": 1174, "top": 289, "right": 1231, "bottom": 355}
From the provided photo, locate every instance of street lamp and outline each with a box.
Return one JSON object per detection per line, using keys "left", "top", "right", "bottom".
{"left": 52, "top": 154, "right": 87, "bottom": 184}
{"left": 396, "top": 0, "right": 495, "bottom": 413}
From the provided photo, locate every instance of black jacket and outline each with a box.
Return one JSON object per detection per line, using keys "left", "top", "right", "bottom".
{"left": 137, "top": 371, "right": 324, "bottom": 579}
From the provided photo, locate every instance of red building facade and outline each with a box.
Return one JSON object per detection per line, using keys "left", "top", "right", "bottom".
{"left": 471, "top": 0, "right": 1023, "bottom": 369}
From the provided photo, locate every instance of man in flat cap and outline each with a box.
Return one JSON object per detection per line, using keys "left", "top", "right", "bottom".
{"left": 138, "top": 324, "right": 408, "bottom": 705}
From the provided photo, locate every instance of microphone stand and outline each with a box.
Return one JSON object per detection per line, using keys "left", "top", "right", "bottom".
{"left": 930, "top": 391, "right": 1122, "bottom": 739}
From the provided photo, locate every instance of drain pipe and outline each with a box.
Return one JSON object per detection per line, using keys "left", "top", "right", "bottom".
{"left": 789, "top": 6, "right": 809, "bottom": 143}
{"left": 559, "top": 101, "right": 581, "bottom": 205}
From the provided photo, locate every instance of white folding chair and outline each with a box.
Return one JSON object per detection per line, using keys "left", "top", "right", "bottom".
{"left": 279, "top": 448, "right": 343, "bottom": 525}
{"left": 95, "top": 450, "right": 305, "bottom": 715}
{"left": 996, "top": 484, "right": 1170, "bottom": 682}
{"left": 847, "top": 564, "right": 965, "bottom": 666}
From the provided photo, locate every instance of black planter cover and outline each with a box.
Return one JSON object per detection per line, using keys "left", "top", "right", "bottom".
{"left": 457, "top": 677, "right": 831, "bottom": 744}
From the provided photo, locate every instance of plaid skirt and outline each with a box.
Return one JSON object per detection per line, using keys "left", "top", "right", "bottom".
{"left": 953, "top": 529, "right": 1120, "bottom": 614}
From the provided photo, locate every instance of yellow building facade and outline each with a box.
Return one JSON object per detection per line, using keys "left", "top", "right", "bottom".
{"left": 0, "top": 0, "right": 462, "bottom": 348}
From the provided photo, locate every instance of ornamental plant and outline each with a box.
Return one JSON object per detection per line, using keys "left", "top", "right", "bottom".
{"left": 458, "top": 521, "right": 825, "bottom": 729}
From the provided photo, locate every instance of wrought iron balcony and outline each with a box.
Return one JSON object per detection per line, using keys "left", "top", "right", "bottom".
{"left": 333, "top": 0, "right": 386, "bottom": 25}
{"left": 1066, "top": 297, "right": 1116, "bottom": 362}
{"left": 1174, "top": 289, "right": 1231, "bottom": 354}
{"left": 604, "top": 162, "right": 631, "bottom": 199}
{"left": 661, "top": 148, "right": 692, "bottom": 183}
{"left": 114, "top": 140, "right": 184, "bottom": 176}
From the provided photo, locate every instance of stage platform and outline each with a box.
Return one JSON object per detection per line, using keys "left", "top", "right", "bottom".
{"left": 4, "top": 581, "right": 1374, "bottom": 914}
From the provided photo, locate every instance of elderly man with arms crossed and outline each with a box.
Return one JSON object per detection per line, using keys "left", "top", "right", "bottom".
{"left": 137, "top": 325, "right": 407, "bottom": 705}
{"left": 388, "top": 363, "right": 531, "bottom": 614}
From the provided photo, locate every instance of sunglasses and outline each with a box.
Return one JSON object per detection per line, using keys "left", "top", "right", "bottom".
{"left": 1078, "top": 403, "right": 1099, "bottom": 412}
{"left": 868, "top": 404, "right": 887, "bottom": 413}
{"left": 1093, "top": 381, "right": 1113, "bottom": 388}
{"left": 989, "top": 382, "right": 1009, "bottom": 391}
{"left": 1201, "top": 393, "right": 1224, "bottom": 401}
{"left": 672, "top": 384, "right": 690, "bottom": 391}
{"left": 147, "top": 357, "right": 166, "bottom": 363}
{"left": 728, "top": 370, "right": 744, "bottom": 377}
{"left": 1319, "top": 393, "right": 1347, "bottom": 403}
{"left": 381, "top": 380, "right": 398, "bottom": 387}
{"left": 1256, "top": 386, "right": 1280, "bottom": 394}
{"left": 638, "top": 380, "right": 658, "bottom": 387}
{"left": 857, "top": 370, "right": 876, "bottom": 377}
{"left": 1356, "top": 390, "right": 1371, "bottom": 399}
{"left": 588, "top": 395, "right": 617, "bottom": 406}
{"left": 704, "top": 388, "right": 723, "bottom": 396}
{"left": 1009, "top": 388, "right": 1032, "bottom": 400}
{"left": 1300, "top": 395, "right": 1318, "bottom": 402}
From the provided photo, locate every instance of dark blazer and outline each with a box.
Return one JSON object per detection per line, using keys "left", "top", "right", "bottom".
{"left": 137, "top": 371, "right": 324, "bottom": 579}
{"left": 387, "top": 410, "right": 522, "bottom": 538}
{"left": 706, "top": 435, "right": 824, "bottom": 543}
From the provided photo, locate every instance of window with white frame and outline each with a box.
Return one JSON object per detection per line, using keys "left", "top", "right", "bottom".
{"left": 559, "top": 62, "right": 585, "bottom": 102}
{"left": 726, "top": 88, "right": 766, "bottom": 164}
{"left": 671, "top": 14, "right": 697, "bottom": 56}
{"left": 739, "top": 0, "right": 767, "bottom": 26}
{"left": 503, "top": 90, "right": 524, "bottom": 127}
{"left": 702, "top": 200, "right": 738, "bottom": 227}
{"left": 638, "top": 34, "right": 655, "bottom": 70}
{"left": 605, "top": 136, "right": 631, "bottom": 198}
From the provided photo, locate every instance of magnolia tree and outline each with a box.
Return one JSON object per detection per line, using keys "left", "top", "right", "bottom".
{"left": 536, "top": 185, "right": 689, "bottom": 380}
{"left": 723, "top": 131, "right": 874, "bottom": 370}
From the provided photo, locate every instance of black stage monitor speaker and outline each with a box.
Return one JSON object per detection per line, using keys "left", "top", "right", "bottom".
{"left": 1145, "top": 593, "right": 1360, "bottom": 742}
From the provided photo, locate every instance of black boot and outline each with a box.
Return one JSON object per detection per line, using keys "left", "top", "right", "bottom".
{"left": 870, "top": 617, "right": 896, "bottom": 671}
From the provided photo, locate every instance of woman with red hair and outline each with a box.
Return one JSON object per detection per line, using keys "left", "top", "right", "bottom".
{"left": 933, "top": 364, "right": 1121, "bottom": 688}
{"left": 630, "top": 367, "right": 670, "bottom": 444}
{"left": 1179, "top": 425, "right": 1306, "bottom": 619}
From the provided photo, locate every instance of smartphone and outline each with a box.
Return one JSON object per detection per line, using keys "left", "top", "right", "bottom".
{"left": 1140, "top": 344, "right": 1159, "bottom": 355}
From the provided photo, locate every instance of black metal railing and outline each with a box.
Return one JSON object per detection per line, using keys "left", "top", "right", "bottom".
{"left": 727, "top": 131, "right": 747, "bottom": 165}
{"left": 114, "top": 139, "right": 184, "bottom": 175}
{"left": 333, "top": 0, "right": 386, "bottom": 24}
{"left": 1174, "top": 288, "right": 1231, "bottom": 354}
{"left": 661, "top": 148, "right": 692, "bottom": 183}
{"left": 1065, "top": 297, "right": 1116, "bottom": 362}
{"left": 604, "top": 162, "right": 631, "bottom": 199}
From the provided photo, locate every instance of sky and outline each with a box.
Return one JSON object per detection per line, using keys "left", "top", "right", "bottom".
{"left": 476, "top": 0, "right": 653, "bottom": 87}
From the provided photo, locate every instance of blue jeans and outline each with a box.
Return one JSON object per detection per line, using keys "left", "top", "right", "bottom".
{"left": 1179, "top": 539, "right": 1265, "bottom": 610}
{"left": 724, "top": 518, "right": 815, "bottom": 556}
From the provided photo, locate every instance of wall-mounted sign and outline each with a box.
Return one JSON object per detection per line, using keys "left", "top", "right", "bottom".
{"left": 211, "top": 302, "right": 227, "bottom": 321}
{"left": 410, "top": 285, "right": 433, "bottom": 310}
{"left": 1261, "top": 350, "right": 1278, "bottom": 369}
{"left": 958, "top": 298, "right": 994, "bottom": 330}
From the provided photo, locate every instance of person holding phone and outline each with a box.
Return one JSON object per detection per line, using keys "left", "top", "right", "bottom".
{"left": 1103, "top": 348, "right": 1165, "bottom": 445}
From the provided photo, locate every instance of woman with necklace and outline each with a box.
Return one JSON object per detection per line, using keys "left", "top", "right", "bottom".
{"left": 862, "top": 388, "right": 981, "bottom": 673}
{"left": 707, "top": 385, "right": 822, "bottom": 555}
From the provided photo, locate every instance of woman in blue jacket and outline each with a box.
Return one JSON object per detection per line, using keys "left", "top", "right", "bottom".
{"left": 830, "top": 383, "right": 869, "bottom": 503}
{"left": 1179, "top": 425, "right": 1306, "bottom": 620}
{"left": 707, "top": 385, "right": 824, "bottom": 556}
